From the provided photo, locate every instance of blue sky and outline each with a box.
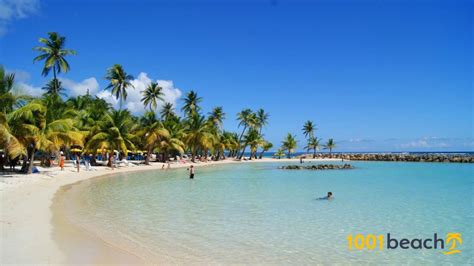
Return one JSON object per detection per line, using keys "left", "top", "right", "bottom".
{"left": 1, "top": 0, "right": 472, "bottom": 151}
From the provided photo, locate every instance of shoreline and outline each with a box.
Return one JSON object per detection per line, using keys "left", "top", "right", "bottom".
{"left": 1, "top": 157, "right": 340, "bottom": 264}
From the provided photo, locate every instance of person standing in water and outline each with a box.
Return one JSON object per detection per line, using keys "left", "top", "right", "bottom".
{"left": 188, "top": 165, "right": 195, "bottom": 179}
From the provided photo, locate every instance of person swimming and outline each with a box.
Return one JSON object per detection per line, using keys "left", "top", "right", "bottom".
{"left": 318, "top": 192, "right": 333, "bottom": 200}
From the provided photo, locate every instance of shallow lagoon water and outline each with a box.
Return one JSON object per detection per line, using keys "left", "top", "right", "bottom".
{"left": 56, "top": 161, "right": 473, "bottom": 264}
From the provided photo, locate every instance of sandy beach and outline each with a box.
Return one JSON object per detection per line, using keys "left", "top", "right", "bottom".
{"left": 1, "top": 157, "right": 340, "bottom": 264}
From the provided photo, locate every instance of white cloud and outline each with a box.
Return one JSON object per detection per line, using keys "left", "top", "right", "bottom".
{"left": 0, "top": 0, "right": 39, "bottom": 36}
{"left": 399, "top": 137, "right": 451, "bottom": 149}
{"left": 61, "top": 77, "right": 99, "bottom": 97}
{"left": 98, "top": 72, "right": 182, "bottom": 115}
{"left": 15, "top": 81, "right": 42, "bottom": 97}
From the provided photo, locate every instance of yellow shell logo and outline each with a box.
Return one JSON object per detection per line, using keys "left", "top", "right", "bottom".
{"left": 443, "top": 232, "right": 462, "bottom": 255}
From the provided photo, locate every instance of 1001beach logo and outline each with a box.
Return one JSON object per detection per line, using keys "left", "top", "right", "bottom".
{"left": 347, "top": 233, "right": 462, "bottom": 255}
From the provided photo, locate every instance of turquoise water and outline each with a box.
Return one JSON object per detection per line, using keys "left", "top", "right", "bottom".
{"left": 58, "top": 162, "right": 473, "bottom": 264}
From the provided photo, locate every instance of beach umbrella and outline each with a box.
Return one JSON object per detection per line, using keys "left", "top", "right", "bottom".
{"left": 70, "top": 148, "right": 82, "bottom": 153}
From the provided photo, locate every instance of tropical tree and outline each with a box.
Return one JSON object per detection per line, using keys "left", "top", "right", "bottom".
{"left": 86, "top": 110, "right": 137, "bottom": 166}
{"left": 42, "top": 78, "right": 66, "bottom": 97}
{"left": 282, "top": 133, "right": 297, "bottom": 159}
{"left": 137, "top": 112, "right": 169, "bottom": 164}
{"left": 302, "top": 120, "right": 315, "bottom": 139}
{"left": 255, "top": 108, "right": 269, "bottom": 134}
{"left": 141, "top": 82, "right": 164, "bottom": 111}
{"left": 236, "top": 108, "right": 253, "bottom": 144}
{"left": 208, "top": 106, "right": 225, "bottom": 130}
{"left": 7, "top": 100, "right": 83, "bottom": 173}
{"left": 160, "top": 102, "right": 175, "bottom": 120}
{"left": 33, "top": 32, "right": 76, "bottom": 80}
{"left": 105, "top": 64, "right": 134, "bottom": 110}
{"left": 161, "top": 117, "right": 186, "bottom": 161}
{"left": 0, "top": 112, "right": 25, "bottom": 161}
{"left": 183, "top": 113, "right": 213, "bottom": 162}
{"left": 258, "top": 141, "right": 273, "bottom": 159}
{"left": 0, "top": 66, "right": 29, "bottom": 113}
{"left": 274, "top": 149, "right": 285, "bottom": 159}
{"left": 305, "top": 136, "right": 321, "bottom": 158}
{"left": 182, "top": 90, "right": 202, "bottom": 117}
{"left": 324, "top": 138, "right": 336, "bottom": 157}
{"left": 240, "top": 128, "right": 262, "bottom": 160}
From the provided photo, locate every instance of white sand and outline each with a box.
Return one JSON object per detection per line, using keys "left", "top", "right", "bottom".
{"left": 0, "top": 157, "right": 341, "bottom": 264}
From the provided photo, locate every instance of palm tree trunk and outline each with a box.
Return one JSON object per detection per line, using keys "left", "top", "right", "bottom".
{"left": 329, "top": 148, "right": 332, "bottom": 158}
{"left": 145, "top": 148, "right": 152, "bottom": 165}
{"left": 287, "top": 150, "right": 291, "bottom": 159}
{"left": 237, "top": 126, "right": 247, "bottom": 157}
{"left": 259, "top": 149, "right": 266, "bottom": 159}
{"left": 27, "top": 148, "right": 36, "bottom": 174}
{"left": 108, "top": 152, "right": 114, "bottom": 167}
{"left": 239, "top": 144, "right": 247, "bottom": 159}
{"left": 313, "top": 148, "right": 316, "bottom": 158}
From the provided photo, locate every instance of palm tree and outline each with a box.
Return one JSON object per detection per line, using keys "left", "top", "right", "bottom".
{"left": 0, "top": 66, "right": 30, "bottom": 113}
{"left": 282, "top": 133, "right": 297, "bottom": 159}
{"left": 42, "top": 78, "right": 66, "bottom": 97}
{"left": 141, "top": 82, "right": 164, "bottom": 111}
{"left": 160, "top": 102, "right": 175, "bottom": 120}
{"left": 137, "top": 112, "right": 169, "bottom": 165}
{"left": 183, "top": 113, "right": 213, "bottom": 162}
{"left": 208, "top": 106, "right": 225, "bottom": 130}
{"left": 33, "top": 32, "right": 76, "bottom": 80}
{"left": 240, "top": 128, "right": 262, "bottom": 160}
{"left": 182, "top": 90, "right": 202, "bottom": 116}
{"left": 0, "top": 112, "right": 25, "bottom": 161}
{"left": 86, "top": 110, "right": 137, "bottom": 167}
{"left": 274, "top": 149, "right": 285, "bottom": 159}
{"left": 255, "top": 108, "right": 269, "bottom": 134}
{"left": 7, "top": 100, "right": 83, "bottom": 173}
{"left": 302, "top": 120, "right": 315, "bottom": 139}
{"left": 305, "top": 136, "right": 321, "bottom": 158}
{"left": 324, "top": 138, "right": 336, "bottom": 157}
{"left": 258, "top": 141, "right": 273, "bottom": 159}
{"left": 236, "top": 108, "right": 253, "bottom": 143}
{"left": 105, "top": 64, "right": 134, "bottom": 110}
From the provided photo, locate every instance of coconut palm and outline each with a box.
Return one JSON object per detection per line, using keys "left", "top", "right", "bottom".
{"left": 324, "top": 138, "right": 336, "bottom": 157}
{"left": 86, "top": 109, "right": 137, "bottom": 166}
{"left": 302, "top": 120, "right": 315, "bottom": 139}
{"left": 182, "top": 90, "right": 202, "bottom": 117}
{"left": 105, "top": 64, "right": 134, "bottom": 110}
{"left": 183, "top": 113, "right": 213, "bottom": 162}
{"left": 239, "top": 128, "right": 262, "bottom": 160}
{"left": 161, "top": 117, "right": 185, "bottom": 161}
{"left": 42, "top": 78, "right": 66, "bottom": 97}
{"left": 7, "top": 100, "right": 83, "bottom": 173}
{"left": 258, "top": 141, "right": 273, "bottom": 159}
{"left": 255, "top": 108, "right": 269, "bottom": 134}
{"left": 274, "top": 149, "right": 285, "bottom": 159}
{"left": 208, "top": 106, "right": 225, "bottom": 130}
{"left": 141, "top": 82, "right": 164, "bottom": 111}
{"left": 0, "top": 66, "right": 30, "bottom": 113}
{"left": 305, "top": 136, "right": 321, "bottom": 158}
{"left": 236, "top": 108, "right": 253, "bottom": 143}
{"left": 137, "top": 112, "right": 169, "bottom": 164}
{"left": 160, "top": 102, "right": 175, "bottom": 120}
{"left": 282, "top": 133, "right": 297, "bottom": 159}
{"left": 0, "top": 112, "right": 25, "bottom": 160}
{"left": 33, "top": 32, "right": 76, "bottom": 79}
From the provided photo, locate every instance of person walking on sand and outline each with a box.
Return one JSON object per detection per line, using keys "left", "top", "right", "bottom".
{"left": 167, "top": 161, "right": 171, "bottom": 169}
{"left": 59, "top": 152, "right": 65, "bottom": 171}
{"left": 187, "top": 165, "right": 195, "bottom": 179}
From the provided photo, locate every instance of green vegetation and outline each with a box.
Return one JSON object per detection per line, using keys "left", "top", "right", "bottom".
{"left": 0, "top": 32, "right": 336, "bottom": 173}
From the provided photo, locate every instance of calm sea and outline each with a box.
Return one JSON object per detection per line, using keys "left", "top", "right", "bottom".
{"left": 56, "top": 161, "right": 473, "bottom": 264}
